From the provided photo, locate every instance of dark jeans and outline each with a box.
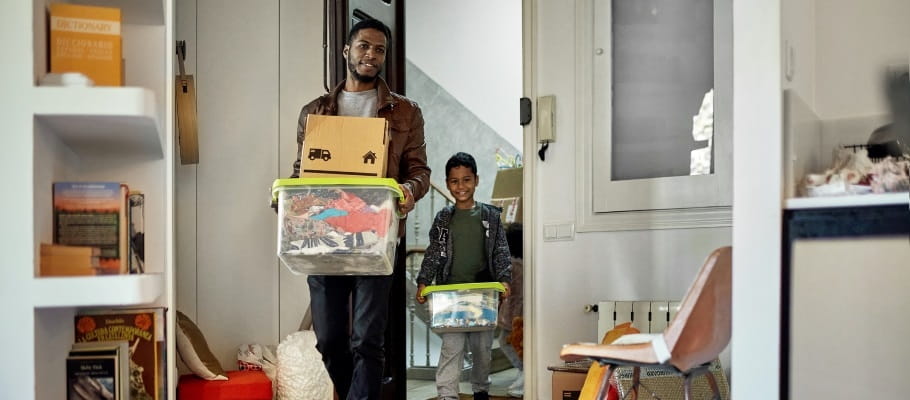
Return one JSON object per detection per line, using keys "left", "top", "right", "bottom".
{"left": 308, "top": 274, "right": 394, "bottom": 400}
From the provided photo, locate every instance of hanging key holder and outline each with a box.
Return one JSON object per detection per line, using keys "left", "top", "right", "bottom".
{"left": 175, "top": 40, "right": 199, "bottom": 164}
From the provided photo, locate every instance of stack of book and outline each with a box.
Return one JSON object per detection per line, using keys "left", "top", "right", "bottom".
{"left": 66, "top": 340, "right": 130, "bottom": 400}
{"left": 39, "top": 243, "right": 100, "bottom": 276}
{"left": 45, "top": 181, "right": 144, "bottom": 277}
{"left": 75, "top": 308, "right": 166, "bottom": 400}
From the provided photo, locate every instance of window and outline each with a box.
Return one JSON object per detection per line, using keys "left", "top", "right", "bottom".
{"left": 576, "top": 0, "right": 732, "bottom": 231}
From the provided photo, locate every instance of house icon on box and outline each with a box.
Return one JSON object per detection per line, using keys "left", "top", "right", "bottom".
{"left": 362, "top": 151, "right": 377, "bottom": 164}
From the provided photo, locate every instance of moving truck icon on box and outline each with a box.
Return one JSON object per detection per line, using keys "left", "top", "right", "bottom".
{"left": 308, "top": 148, "right": 332, "bottom": 161}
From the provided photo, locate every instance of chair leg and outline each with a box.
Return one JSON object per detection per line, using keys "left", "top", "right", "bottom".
{"left": 683, "top": 373, "right": 693, "bottom": 400}
{"left": 595, "top": 365, "right": 616, "bottom": 400}
{"left": 630, "top": 366, "right": 640, "bottom": 400}
{"left": 704, "top": 369, "right": 721, "bottom": 400}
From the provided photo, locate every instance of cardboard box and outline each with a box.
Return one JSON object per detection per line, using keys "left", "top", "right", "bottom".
{"left": 614, "top": 359, "right": 729, "bottom": 400}
{"left": 491, "top": 167, "right": 522, "bottom": 224}
{"left": 50, "top": 4, "right": 122, "bottom": 86}
{"left": 549, "top": 364, "right": 588, "bottom": 400}
{"left": 301, "top": 115, "right": 389, "bottom": 178}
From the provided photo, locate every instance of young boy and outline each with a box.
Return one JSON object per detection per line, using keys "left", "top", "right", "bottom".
{"left": 416, "top": 152, "right": 512, "bottom": 400}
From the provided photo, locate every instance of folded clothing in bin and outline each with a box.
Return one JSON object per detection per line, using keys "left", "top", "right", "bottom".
{"left": 421, "top": 282, "right": 506, "bottom": 332}
{"left": 272, "top": 178, "right": 402, "bottom": 275}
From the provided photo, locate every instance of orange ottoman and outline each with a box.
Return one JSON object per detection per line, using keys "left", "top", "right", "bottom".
{"left": 178, "top": 370, "right": 272, "bottom": 400}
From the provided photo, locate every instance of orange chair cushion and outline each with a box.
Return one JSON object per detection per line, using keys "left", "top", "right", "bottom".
{"left": 178, "top": 370, "right": 272, "bottom": 400}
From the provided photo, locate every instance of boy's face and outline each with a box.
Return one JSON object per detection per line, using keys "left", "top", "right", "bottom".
{"left": 446, "top": 166, "right": 478, "bottom": 207}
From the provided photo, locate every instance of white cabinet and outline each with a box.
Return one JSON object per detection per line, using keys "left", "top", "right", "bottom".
{"left": 0, "top": 1, "right": 175, "bottom": 398}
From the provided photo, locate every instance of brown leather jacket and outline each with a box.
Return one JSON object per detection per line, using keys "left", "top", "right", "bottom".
{"left": 290, "top": 78, "right": 431, "bottom": 234}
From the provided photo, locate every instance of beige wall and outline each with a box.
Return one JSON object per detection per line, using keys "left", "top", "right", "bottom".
{"left": 815, "top": 0, "right": 910, "bottom": 119}
{"left": 175, "top": 0, "right": 323, "bottom": 369}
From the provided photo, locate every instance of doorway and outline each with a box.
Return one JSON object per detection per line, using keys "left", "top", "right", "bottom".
{"left": 401, "top": 1, "right": 524, "bottom": 399}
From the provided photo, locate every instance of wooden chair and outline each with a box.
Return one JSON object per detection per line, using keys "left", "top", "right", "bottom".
{"left": 560, "top": 247, "right": 732, "bottom": 400}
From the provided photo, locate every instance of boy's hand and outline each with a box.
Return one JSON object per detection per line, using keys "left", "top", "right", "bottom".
{"left": 398, "top": 184, "right": 415, "bottom": 216}
{"left": 500, "top": 282, "right": 511, "bottom": 300}
{"left": 416, "top": 283, "right": 427, "bottom": 304}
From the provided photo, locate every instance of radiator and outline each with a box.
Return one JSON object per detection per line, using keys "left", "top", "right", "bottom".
{"left": 596, "top": 301, "right": 680, "bottom": 341}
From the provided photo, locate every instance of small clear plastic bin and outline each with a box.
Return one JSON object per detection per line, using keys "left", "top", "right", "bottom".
{"left": 272, "top": 177, "right": 402, "bottom": 275}
{"left": 421, "top": 282, "right": 506, "bottom": 333}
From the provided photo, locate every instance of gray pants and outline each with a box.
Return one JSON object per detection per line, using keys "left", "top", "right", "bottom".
{"left": 436, "top": 330, "right": 494, "bottom": 399}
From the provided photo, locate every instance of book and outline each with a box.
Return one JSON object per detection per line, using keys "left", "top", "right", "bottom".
{"left": 41, "top": 243, "right": 102, "bottom": 258}
{"left": 68, "top": 341, "right": 130, "bottom": 400}
{"left": 75, "top": 308, "right": 166, "bottom": 400}
{"left": 128, "top": 191, "right": 145, "bottom": 274}
{"left": 53, "top": 182, "right": 129, "bottom": 274}
{"left": 39, "top": 243, "right": 101, "bottom": 277}
{"left": 49, "top": 3, "right": 122, "bottom": 86}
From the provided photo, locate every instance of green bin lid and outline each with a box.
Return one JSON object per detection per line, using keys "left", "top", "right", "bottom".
{"left": 420, "top": 282, "right": 506, "bottom": 296}
{"left": 272, "top": 177, "right": 404, "bottom": 203}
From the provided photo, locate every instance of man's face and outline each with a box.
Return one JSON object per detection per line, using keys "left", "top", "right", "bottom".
{"left": 344, "top": 28, "right": 387, "bottom": 83}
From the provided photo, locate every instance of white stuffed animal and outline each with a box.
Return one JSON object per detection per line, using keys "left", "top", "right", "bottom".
{"left": 276, "top": 330, "right": 333, "bottom": 400}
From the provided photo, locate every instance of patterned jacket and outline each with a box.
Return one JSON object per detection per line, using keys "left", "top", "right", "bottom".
{"left": 416, "top": 203, "right": 511, "bottom": 285}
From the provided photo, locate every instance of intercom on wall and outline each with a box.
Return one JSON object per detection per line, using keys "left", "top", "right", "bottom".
{"left": 536, "top": 95, "right": 555, "bottom": 161}
{"left": 537, "top": 95, "right": 556, "bottom": 143}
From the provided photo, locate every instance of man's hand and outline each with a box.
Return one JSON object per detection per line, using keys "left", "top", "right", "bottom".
{"left": 500, "top": 282, "right": 511, "bottom": 300}
{"left": 398, "top": 184, "right": 415, "bottom": 216}
{"left": 416, "top": 283, "right": 427, "bottom": 304}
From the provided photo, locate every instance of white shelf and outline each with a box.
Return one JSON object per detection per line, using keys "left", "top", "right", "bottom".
{"left": 785, "top": 192, "right": 910, "bottom": 210}
{"left": 70, "top": 0, "right": 164, "bottom": 25}
{"left": 32, "top": 273, "right": 164, "bottom": 308}
{"left": 34, "top": 86, "right": 163, "bottom": 159}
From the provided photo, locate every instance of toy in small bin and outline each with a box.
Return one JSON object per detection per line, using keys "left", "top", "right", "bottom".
{"left": 272, "top": 178, "right": 404, "bottom": 276}
{"left": 420, "top": 282, "right": 506, "bottom": 333}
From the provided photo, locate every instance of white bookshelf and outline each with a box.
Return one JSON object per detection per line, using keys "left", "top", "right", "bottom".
{"left": 34, "top": 87, "right": 163, "bottom": 158}
{"left": 0, "top": 0, "right": 176, "bottom": 399}
{"left": 33, "top": 273, "right": 165, "bottom": 308}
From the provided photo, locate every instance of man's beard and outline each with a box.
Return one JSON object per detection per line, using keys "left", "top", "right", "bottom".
{"left": 349, "top": 59, "right": 380, "bottom": 83}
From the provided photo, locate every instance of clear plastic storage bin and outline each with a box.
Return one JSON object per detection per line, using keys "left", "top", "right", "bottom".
{"left": 272, "top": 177, "right": 402, "bottom": 275}
{"left": 421, "top": 282, "right": 506, "bottom": 332}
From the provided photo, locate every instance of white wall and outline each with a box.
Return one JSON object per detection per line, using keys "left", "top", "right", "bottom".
{"left": 814, "top": 0, "right": 910, "bottom": 119}
{"left": 0, "top": 0, "right": 36, "bottom": 396}
{"left": 732, "top": 0, "right": 782, "bottom": 398}
{"left": 530, "top": 1, "right": 732, "bottom": 397}
{"left": 781, "top": 0, "right": 816, "bottom": 107}
{"left": 175, "top": 0, "right": 323, "bottom": 369}
{"left": 406, "top": 0, "right": 523, "bottom": 152}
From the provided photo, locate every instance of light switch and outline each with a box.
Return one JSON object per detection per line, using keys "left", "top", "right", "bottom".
{"left": 556, "top": 223, "right": 574, "bottom": 240}
{"left": 543, "top": 224, "right": 558, "bottom": 240}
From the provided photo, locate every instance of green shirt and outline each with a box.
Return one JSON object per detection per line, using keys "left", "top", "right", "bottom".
{"left": 448, "top": 205, "right": 486, "bottom": 284}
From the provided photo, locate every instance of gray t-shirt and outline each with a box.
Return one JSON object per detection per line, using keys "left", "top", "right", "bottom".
{"left": 338, "top": 89, "right": 378, "bottom": 117}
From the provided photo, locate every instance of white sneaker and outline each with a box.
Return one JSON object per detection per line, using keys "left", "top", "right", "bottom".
{"left": 507, "top": 387, "right": 524, "bottom": 398}
{"left": 508, "top": 370, "right": 524, "bottom": 391}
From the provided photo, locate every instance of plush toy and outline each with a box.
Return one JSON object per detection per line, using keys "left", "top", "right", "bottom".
{"left": 509, "top": 316, "right": 523, "bottom": 358}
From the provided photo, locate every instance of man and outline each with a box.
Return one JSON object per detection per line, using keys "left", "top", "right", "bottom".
{"left": 290, "top": 19, "right": 431, "bottom": 400}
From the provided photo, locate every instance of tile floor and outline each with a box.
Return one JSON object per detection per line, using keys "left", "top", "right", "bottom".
{"left": 406, "top": 367, "right": 522, "bottom": 399}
